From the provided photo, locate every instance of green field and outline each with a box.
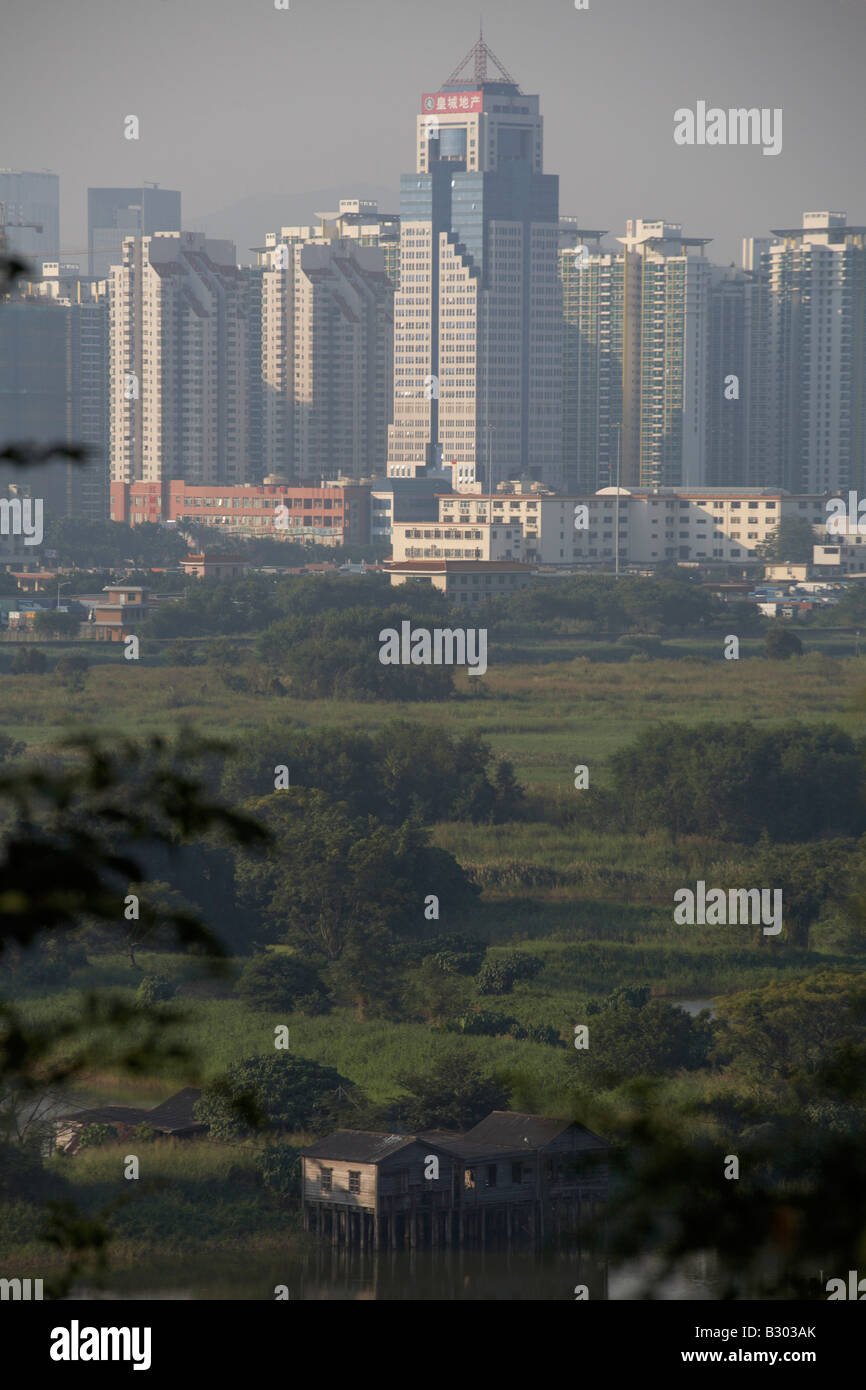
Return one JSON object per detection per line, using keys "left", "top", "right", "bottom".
{"left": 3, "top": 634, "right": 865, "bottom": 1275}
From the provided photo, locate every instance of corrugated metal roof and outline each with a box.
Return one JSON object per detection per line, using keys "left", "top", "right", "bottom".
{"left": 65, "top": 1104, "right": 150, "bottom": 1125}
{"left": 462, "top": 1112, "right": 607, "bottom": 1150}
{"left": 300, "top": 1130, "right": 419, "bottom": 1163}
{"left": 146, "top": 1087, "right": 203, "bottom": 1132}
{"left": 63, "top": 1087, "right": 203, "bottom": 1133}
{"left": 417, "top": 1131, "right": 525, "bottom": 1158}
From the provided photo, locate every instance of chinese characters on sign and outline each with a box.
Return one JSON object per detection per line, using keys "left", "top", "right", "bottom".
{"left": 421, "top": 92, "right": 483, "bottom": 114}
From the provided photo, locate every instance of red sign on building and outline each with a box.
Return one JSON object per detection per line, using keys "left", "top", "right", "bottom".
{"left": 421, "top": 91, "right": 483, "bottom": 115}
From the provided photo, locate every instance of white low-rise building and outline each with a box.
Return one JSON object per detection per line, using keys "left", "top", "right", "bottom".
{"left": 390, "top": 519, "right": 524, "bottom": 564}
{"left": 436, "top": 483, "right": 828, "bottom": 567}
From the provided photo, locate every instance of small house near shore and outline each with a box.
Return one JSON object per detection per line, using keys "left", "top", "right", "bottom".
{"left": 300, "top": 1111, "right": 608, "bottom": 1249}
{"left": 55, "top": 1087, "right": 204, "bottom": 1153}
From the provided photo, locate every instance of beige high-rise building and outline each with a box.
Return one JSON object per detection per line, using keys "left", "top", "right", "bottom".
{"left": 560, "top": 219, "right": 712, "bottom": 493}
{"left": 109, "top": 231, "right": 248, "bottom": 486}
{"left": 255, "top": 207, "right": 395, "bottom": 479}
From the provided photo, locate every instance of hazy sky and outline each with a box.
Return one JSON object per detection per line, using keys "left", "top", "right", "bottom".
{"left": 2, "top": 0, "right": 865, "bottom": 265}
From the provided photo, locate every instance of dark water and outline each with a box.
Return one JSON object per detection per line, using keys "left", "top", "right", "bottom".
{"left": 70, "top": 1247, "right": 718, "bottom": 1301}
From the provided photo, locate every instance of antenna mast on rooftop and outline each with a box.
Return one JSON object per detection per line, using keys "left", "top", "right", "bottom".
{"left": 443, "top": 26, "right": 519, "bottom": 89}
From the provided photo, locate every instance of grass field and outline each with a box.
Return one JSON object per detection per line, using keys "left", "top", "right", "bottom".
{"left": 3, "top": 635, "right": 865, "bottom": 1273}
{"left": 2, "top": 643, "right": 863, "bottom": 796}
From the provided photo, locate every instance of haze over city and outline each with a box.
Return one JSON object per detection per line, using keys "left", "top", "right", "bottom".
{"left": 2, "top": 0, "right": 865, "bottom": 266}
{"left": 3, "top": 0, "right": 866, "bottom": 1342}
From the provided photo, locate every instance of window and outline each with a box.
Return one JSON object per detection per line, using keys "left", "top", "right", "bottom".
{"left": 486, "top": 1164, "right": 497, "bottom": 1188}
{"left": 320, "top": 1168, "right": 332, "bottom": 1194}
{"left": 512, "top": 1162, "right": 523, "bottom": 1184}
{"left": 348, "top": 1171, "right": 361, "bottom": 1194}
{"left": 464, "top": 1167, "right": 476, "bottom": 1190}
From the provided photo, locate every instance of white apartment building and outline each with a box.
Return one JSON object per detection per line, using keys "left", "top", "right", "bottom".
{"left": 109, "top": 232, "right": 248, "bottom": 486}
{"left": 437, "top": 484, "right": 828, "bottom": 566}
{"left": 813, "top": 514, "right": 866, "bottom": 573}
{"left": 390, "top": 518, "right": 524, "bottom": 563}
{"left": 764, "top": 212, "right": 866, "bottom": 496}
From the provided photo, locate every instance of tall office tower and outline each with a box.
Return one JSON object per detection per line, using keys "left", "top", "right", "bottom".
{"left": 0, "top": 169, "right": 60, "bottom": 263}
{"left": 0, "top": 297, "right": 69, "bottom": 514}
{"left": 706, "top": 264, "right": 772, "bottom": 488}
{"left": 88, "top": 185, "right": 181, "bottom": 279}
{"left": 23, "top": 263, "right": 111, "bottom": 519}
{"left": 386, "top": 32, "right": 563, "bottom": 488}
{"left": 110, "top": 231, "right": 248, "bottom": 486}
{"left": 559, "top": 221, "right": 629, "bottom": 493}
{"left": 255, "top": 219, "right": 394, "bottom": 480}
{"left": 764, "top": 211, "right": 866, "bottom": 495}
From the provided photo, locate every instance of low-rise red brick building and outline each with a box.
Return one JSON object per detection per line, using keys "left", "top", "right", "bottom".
{"left": 110, "top": 479, "right": 371, "bottom": 547}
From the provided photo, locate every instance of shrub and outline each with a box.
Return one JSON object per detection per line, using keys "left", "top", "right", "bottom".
{"left": 130, "top": 1123, "right": 158, "bottom": 1143}
{"left": 77, "top": 1123, "right": 119, "bottom": 1149}
{"left": 256, "top": 1144, "right": 302, "bottom": 1199}
{"left": 135, "top": 974, "right": 175, "bottom": 1005}
{"left": 448, "top": 1010, "right": 517, "bottom": 1037}
{"left": 766, "top": 626, "right": 804, "bottom": 660}
{"left": 509, "top": 1021, "right": 563, "bottom": 1047}
{"left": 476, "top": 951, "right": 544, "bottom": 996}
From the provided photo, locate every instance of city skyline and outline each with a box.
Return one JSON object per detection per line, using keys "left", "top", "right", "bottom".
{"left": 2, "top": 0, "right": 864, "bottom": 269}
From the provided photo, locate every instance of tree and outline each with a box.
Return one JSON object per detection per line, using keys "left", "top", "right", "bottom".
{"left": 573, "top": 999, "right": 713, "bottom": 1087}
{"left": 751, "top": 840, "right": 853, "bottom": 948}
{"left": 33, "top": 609, "right": 81, "bottom": 638}
{"left": 220, "top": 720, "right": 523, "bottom": 826}
{"left": 10, "top": 646, "right": 47, "bottom": 675}
{"left": 234, "top": 789, "right": 479, "bottom": 963}
{"left": 754, "top": 516, "right": 816, "bottom": 563}
{"left": 194, "top": 1054, "right": 355, "bottom": 1140}
{"left": 54, "top": 654, "right": 89, "bottom": 691}
{"left": 396, "top": 1048, "right": 509, "bottom": 1131}
{"left": 712, "top": 970, "right": 866, "bottom": 1084}
{"left": 765, "top": 625, "right": 803, "bottom": 660}
{"left": 589, "top": 1067, "right": 866, "bottom": 1299}
{"left": 235, "top": 953, "right": 331, "bottom": 1015}
{"left": 593, "top": 721, "right": 866, "bottom": 842}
